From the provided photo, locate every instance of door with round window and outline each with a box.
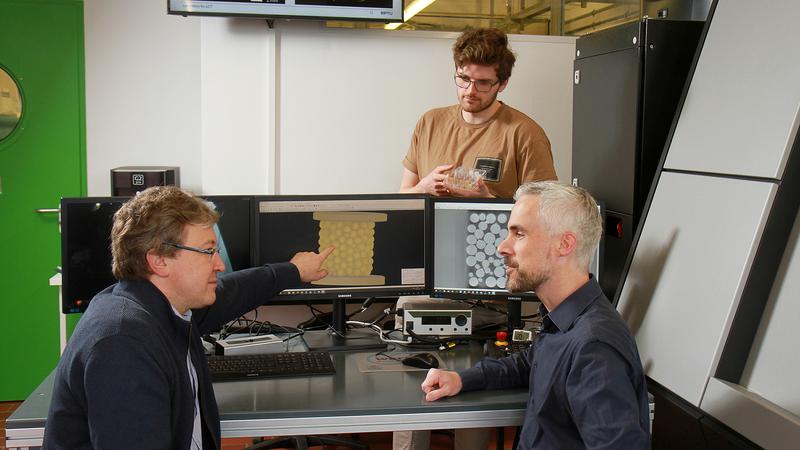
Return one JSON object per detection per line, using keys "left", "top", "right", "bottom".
{"left": 0, "top": 67, "right": 23, "bottom": 141}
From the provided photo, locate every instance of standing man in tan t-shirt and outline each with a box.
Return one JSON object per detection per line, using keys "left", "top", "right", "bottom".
{"left": 400, "top": 28, "right": 557, "bottom": 199}
{"left": 395, "top": 28, "right": 557, "bottom": 450}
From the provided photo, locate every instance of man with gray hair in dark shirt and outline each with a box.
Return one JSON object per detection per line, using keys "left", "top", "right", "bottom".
{"left": 419, "top": 181, "right": 650, "bottom": 449}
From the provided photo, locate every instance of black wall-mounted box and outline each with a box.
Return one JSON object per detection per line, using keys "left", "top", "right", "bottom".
{"left": 110, "top": 166, "right": 180, "bottom": 196}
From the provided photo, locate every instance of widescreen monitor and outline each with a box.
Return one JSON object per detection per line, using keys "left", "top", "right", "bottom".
{"left": 430, "top": 198, "right": 602, "bottom": 302}
{"left": 60, "top": 195, "right": 254, "bottom": 313}
{"left": 255, "top": 194, "right": 428, "bottom": 350}
{"left": 429, "top": 198, "right": 537, "bottom": 302}
{"left": 255, "top": 194, "right": 429, "bottom": 302}
{"left": 168, "top": 0, "right": 404, "bottom": 22}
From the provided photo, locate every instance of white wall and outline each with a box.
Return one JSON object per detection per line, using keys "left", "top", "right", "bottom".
{"left": 276, "top": 23, "right": 575, "bottom": 194}
{"left": 84, "top": 0, "right": 203, "bottom": 194}
{"left": 84, "top": 0, "right": 575, "bottom": 196}
{"left": 200, "top": 18, "right": 276, "bottom": 195}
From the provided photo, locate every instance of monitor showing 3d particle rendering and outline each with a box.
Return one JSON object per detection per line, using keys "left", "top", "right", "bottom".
{"left": 255, "top": 194, "right": 429, "bottom": 302}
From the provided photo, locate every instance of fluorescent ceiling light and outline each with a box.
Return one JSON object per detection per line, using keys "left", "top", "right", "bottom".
{"left": 385, "top": 0, "right": 437, "bottom": 30}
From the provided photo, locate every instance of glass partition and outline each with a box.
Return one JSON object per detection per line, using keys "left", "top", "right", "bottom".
{"left": 328, "top": 0, "right": 645, "bottom": 36}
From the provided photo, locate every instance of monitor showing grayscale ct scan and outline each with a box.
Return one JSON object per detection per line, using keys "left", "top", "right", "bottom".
{"left": 430, "top": 198, "right": 601, "bottom": 302}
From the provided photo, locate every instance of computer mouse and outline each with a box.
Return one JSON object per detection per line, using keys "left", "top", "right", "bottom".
{"left": 402, "top": 352, "right": 439, "bottom": 369}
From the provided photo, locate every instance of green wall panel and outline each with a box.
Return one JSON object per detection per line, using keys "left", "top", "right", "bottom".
{"left": 0, "top": 0, "right": 86, "bottom": 400}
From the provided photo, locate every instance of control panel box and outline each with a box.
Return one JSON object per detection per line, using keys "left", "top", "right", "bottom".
{"left": 403, "top": 309, "right": 472, "bottom": 336}
{"left": 111, "top": 166, "right": 179, "bottom": 196}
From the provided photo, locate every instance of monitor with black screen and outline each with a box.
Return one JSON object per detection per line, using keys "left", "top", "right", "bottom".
{"left": 255, "top": 194, "right": 428, "bottom": 351}
{"left": 60, "top": 195, "right": 254, "bottom": 314}
{"left": 60, "top": 197, "right": 126, "bottom": 313}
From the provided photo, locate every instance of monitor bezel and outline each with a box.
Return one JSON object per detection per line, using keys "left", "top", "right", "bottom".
{"left": 60, "top": 196, "right": 129, "bottom": 314}
{"left": 202, "top": 195, "right": 258, "bottom": 274}
{"left": 253, "top": 193, "right": 431, "bottom": 303}
{"left": 428, "top": 197, "right": 537, "bottom": 302}
{"left": 167, "top": 0, "right": 405, "bottom": 23}
{"left": 60, "top": 194, "right": 259, "bottom": 314}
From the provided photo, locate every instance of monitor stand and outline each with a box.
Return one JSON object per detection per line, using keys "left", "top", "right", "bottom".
{"left": 302, "top": 298, "right": 387, "bottom": 352}
{"left": 506, "top": 300, "right": 523, "bottom": 331}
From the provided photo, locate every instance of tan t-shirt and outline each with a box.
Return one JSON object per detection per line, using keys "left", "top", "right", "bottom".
{"left": 403, "top": 103, "right": 557, "bottom": 198}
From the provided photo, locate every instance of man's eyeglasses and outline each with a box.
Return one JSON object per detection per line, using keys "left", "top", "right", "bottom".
{"left": 163, "top": 242, "right": 220, "bottom": 260}
{"left": 454, "top": 74, "right": 501, "bottom": 92}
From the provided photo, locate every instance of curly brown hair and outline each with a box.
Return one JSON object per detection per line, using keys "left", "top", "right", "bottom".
{"left": 111, "top": 186, "right": 219, "bottom": 280}
{"left": 452, "top": 28, "right": 516, "bottom": 82}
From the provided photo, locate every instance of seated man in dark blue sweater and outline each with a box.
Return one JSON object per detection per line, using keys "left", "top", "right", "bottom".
{"left": 43, "top": 186, "right": 333, "bottom": 450}
{"left": 419, "top": 182, "right": 650, "bottom": 449}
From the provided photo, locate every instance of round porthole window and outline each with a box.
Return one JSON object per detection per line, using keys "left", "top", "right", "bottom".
{"left": 0, "top": 67, "right": 23, "bottom": 141}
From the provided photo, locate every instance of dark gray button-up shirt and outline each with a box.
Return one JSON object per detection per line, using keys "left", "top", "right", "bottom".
{"left": 459, "top": 278, "right": 650, "bottom": 449}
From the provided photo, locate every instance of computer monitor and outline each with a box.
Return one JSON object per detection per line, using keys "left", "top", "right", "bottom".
{"left": 60, "top": 195, "right": 255, "bottom": 313}
{"left": 429, "top": 198, "right": 536, "bottom": 302}
{"left": 254, "top": 194, "right": 429, "bottom": 350}
{"left": 60, "top": 197, "right": 126, "bottom": 313}
{"left": 168, "top": 0, "right": 404, "bottom": 22}
{"left": 203, "top": 195, "right": 255, "bottom": 274}
{"left": 429, "top": 197, "right": 602, "bottom": 328}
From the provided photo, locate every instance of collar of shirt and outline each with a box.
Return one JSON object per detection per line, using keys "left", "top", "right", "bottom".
{"left": 170, "top": 305, "right": 193, "bottom": 322}
{"left": 539, "top": 276, "right": 603, "bottom": 333}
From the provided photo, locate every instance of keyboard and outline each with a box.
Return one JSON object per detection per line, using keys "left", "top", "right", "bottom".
{"left": 206, "top": 351, "right": 336, "bottom": 381}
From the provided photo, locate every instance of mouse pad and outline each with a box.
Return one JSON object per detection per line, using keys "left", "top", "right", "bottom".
{"left": 355, "top": 351, "right": 446, "bottom": 373}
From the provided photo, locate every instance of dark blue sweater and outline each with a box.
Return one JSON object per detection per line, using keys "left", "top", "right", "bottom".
{"left": 43, "top": 263, "right": 299, "bottom": 450}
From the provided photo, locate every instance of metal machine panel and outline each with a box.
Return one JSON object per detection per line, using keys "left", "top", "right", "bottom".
{"left": 702, "top": 378, "right": 800, "bottom": 449}
{"left": 573, "top": 19, "right": 703, "bottom": 301}
{"left": 574, "top": 20, "right": 638, "bottom": 59}
{"left": 616, "top": 171, "right": 775, "bottom": 406}
{"left": 602, "top": 210, "right": 633, "bottom": 297}
{"left": 573, "top": 47, "right": 639, "bottom": 214}
{"left": 664, "top": 0, "right": 800, "bottom": 178}
{"left": 738, "top": 208, "right": 800, "bottom": 415}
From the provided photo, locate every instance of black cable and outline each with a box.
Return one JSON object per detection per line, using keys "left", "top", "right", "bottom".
{"left": 374, "top": 349, "right": 405, "bottom": 362}
{"left": 349, "top": 297, "right": 375, "bottom": 317}
{"left": 280, "top": 329, "right": 305, "bottom": 342}
{"left": 302, "top": 304, "right": 333, "bottom": 331}
{"left": 219, "top": 312, "right": 308, "bottom": 340}
{"left": 405, "top": 329, "right": 448, "bottom": 346}
{"left": 462, "top": 299, "right": 508, "bottom": 315}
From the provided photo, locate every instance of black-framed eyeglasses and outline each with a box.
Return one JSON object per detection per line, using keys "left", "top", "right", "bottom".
{"left": 454, "top": 74, "right": 501, "bottom": 92}
{"left": 163, "top": 242, "right": 220, "bottom": 260}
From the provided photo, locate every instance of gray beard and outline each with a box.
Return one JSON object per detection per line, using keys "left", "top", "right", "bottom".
{"left": 507, "top": 269, "right": 549, "bottom": 293}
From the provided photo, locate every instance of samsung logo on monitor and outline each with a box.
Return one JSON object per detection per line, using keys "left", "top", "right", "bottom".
{"left": 337, "top": 294, "right": 353, "bottom": 298}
